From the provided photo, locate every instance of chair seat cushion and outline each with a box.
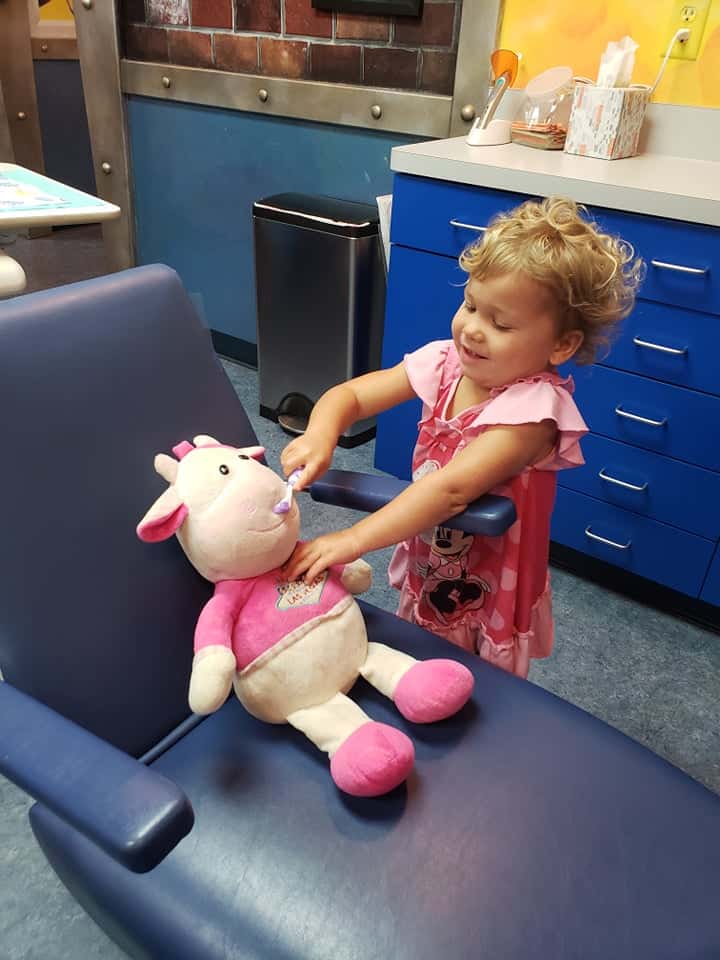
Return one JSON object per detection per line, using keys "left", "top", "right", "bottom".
{"left": 30, "top": 603, "right": 720, "bottom": 960}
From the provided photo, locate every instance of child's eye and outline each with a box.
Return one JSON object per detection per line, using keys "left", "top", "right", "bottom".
{"left": 492, "top": 318, "right": 511, "bottom": 331}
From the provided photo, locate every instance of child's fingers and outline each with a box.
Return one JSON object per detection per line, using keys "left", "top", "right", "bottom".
{"left": 282, "top": 543, "right": 312, "bottom": 581}
{"left": 280, "top": 441, "right": 304, "bottom": 474}
{"left": 293, "top": 460, "right": 319, "bottom": 492}
{"left": 303, "top": 555, "right": 327, "bottom": 584}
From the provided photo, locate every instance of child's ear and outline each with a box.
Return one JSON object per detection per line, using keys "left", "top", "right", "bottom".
{"left": 550, "top": 329, "right": 584, "bottom": 367}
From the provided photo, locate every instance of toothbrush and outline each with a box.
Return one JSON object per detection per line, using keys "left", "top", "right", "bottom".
{"left": 273, "top": 468, "right": 303, "bottom": 514}
{"left": 474, "top": 71, "right": 512, "bottom": 132}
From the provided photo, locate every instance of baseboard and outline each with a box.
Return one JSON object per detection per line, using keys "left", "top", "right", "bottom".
{"left": 211, "top": 330, "right": 257, "bottom": 368}
{"left": 550, "top": 542, "right": 720, "bottom": 633}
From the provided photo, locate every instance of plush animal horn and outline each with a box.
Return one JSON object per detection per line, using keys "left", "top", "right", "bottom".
{"left": 172, "top": 440, "right": 195, "bottom": 460}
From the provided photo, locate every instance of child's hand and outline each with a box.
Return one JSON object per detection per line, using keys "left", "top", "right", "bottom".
{"left": 280, "top": 430, "right": 335, "bottom": 491}
{"left": 283, "top": 529, "right": 362, "bottom": 583}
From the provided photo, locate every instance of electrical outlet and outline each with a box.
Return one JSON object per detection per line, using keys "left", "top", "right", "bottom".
{"left": 666, "top": 0, "right": 712, "bottom": 59}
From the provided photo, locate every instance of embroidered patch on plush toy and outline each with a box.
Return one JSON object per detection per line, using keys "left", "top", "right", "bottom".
{"left": 276, "top": 573, "right": 328, "bottom": 610}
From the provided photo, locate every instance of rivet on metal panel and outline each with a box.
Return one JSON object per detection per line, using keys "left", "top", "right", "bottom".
{"left": 101, "top": 161, "right": 112, "bottom": 174}
{"left": 41, "top": 43, "right": 49, "bottom": 53}
{"left": 258, "top": 89, "right": 269, "bottom": 102}
{"left": 460, "top": 104, "right": 476, "bottom": 121}
{"left": 370, "top": 104, "right": 382, "bottom": 119}
{"left": 162, "top": 76, "right": 171, "bottom": 88}
{"left": 81, "top": 0, "right": 93, "bottom": 8}
{"left": 17, "top": 112, "right": 27, "bottom": 120}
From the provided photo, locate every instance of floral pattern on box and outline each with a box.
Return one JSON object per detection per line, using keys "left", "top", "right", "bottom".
{"left": 564, "top": 85, "right": 649, "bottom": 160}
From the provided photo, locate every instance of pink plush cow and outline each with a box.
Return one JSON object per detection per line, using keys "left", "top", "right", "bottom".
{"left": 137, "top": 435, "right": 474, "bottom": 797}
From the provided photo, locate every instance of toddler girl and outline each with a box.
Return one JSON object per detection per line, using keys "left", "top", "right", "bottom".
{"left": 281, "top": 196, "right": 642, "bottom": 678}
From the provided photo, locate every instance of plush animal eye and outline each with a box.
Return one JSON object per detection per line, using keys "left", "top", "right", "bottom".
{"left": 238, "top": 454, "right": 250, "bottom": 460}
{"left": 219, "top": 465, "right": 230, "bottom": 475}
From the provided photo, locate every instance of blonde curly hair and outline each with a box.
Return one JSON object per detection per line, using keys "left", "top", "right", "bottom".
{"left": 459, "top": 196, "right": 644, "bottom": 364}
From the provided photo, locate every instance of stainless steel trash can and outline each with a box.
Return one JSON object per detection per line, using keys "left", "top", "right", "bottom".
{"left": 254, "top": 193, "right": 386, "bottom": 447}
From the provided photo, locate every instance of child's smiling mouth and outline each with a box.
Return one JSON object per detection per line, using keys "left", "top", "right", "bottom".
{"left": 461, "top": 343, "right": 488, "bottom": 361}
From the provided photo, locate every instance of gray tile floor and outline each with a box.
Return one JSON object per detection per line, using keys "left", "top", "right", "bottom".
{"left": 2, "top": 232, "right": 719, "bottom": 958}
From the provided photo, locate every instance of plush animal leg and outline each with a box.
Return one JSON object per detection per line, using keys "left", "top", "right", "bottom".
{"left": 359, "top": 642, "right": 474, "bottom": 723}
{"left": 287, "top": 693, "right": 414, "bottom": 797}
{"left": 188, "top": 645, "right": 237, "bottom": 715}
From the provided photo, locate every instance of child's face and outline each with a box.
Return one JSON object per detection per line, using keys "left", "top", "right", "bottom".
{"left": 451, "top": 271, "right": 582, "bottom": 389}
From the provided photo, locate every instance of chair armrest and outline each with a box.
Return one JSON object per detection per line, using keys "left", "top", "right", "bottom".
{"left": 0, "top": 682, "right": 194, "bottom": 873}
{"left": 310, "top": 469, "right": 517, "bottom": 537}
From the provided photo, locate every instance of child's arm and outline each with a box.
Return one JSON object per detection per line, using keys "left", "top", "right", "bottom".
{"left": 280, "top": 363, "right": 416, "bottom": 491}
{"left": 283, "top": 420, "right": 556, "bottom": 583}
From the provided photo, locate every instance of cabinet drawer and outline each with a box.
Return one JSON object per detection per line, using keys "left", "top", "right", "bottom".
{"left": 391, "top": 174, "right": 529, "bottom": 259}
{"left": 552, "top": 487, "right": 715, "bottom": 597}
{"left": 594, "top": 208, "right": 720, "bottom": 316}
{"left": 558, "top": 434, "right": 720, "bottom": 539}
{"left": 700, "top": 546, "right": 720, "bottom": 606}
{"left": 569, "top": 364, "right": 720, "bottom": 471}
{"left": 603, "top": 299, "right": 720, "bottom": 396}
{"left": 391, "top": 175, "right": 720, "bottom": 316}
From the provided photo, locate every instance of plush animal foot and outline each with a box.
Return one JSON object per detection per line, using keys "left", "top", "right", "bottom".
{"left": 330, "top": 722, "right": 414, "bottom": 797}
{"left": 188, "top": 646, "right": 237, "bottom": 715}
{"left": 394, "top": 659, "right": 474, "bottom": 723}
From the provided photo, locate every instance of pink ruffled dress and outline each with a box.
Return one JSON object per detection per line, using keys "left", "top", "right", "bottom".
{"left": 388, "top": 340, "right": 588, "bottom": 679}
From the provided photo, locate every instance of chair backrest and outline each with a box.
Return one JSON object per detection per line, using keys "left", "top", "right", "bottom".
{"left": 0, "top": 265, "right": 258, "bottom": 756}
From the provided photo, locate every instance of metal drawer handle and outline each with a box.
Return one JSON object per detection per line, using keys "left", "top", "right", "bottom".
{"left": 449, "top": 219, "right": 487, "bottom": 233}
{"left": 598, "top": 468, "right": 648, "bottom": 492}
{"left": 585, "top": 526, "right": 632, "bottom": 550}
{"left": 650, "top": 259, "right": 708, "bottom": 277}
{"left": 615, "top": 405, "right": 667, "bottom": 428}
{"left": 633, "top": 336, "right": 688, "bottom": 357}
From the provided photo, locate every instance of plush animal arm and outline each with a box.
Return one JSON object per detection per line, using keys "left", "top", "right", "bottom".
{"left": 188, "top": 589, "right": 245, "bottom": 715}
{"left": 340, "top": 559, "right": 372, "bottom": 595}
{"left": 189, "top": 645, "right": 237, "bottom": 715}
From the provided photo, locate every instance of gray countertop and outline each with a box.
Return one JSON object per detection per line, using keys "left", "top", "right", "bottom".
{"left": 391, "top": 137, "right": 720, "bottom": 227}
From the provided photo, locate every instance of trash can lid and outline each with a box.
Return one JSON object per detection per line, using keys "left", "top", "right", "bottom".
{"left": 253, "top": 193, "right": 379, "bottom": 238}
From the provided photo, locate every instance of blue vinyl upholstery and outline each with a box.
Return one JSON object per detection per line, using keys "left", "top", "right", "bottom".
{"left": 0, "top": 265, "right": 257, "bottom": 757}
{"left": 1, "top": 266, "right": 719, "bottom": 958}
{"left": 2, "top": 683, "right": 193, "bottom": 872}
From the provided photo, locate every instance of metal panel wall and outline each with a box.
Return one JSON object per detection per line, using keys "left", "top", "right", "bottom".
{"left": 127, "top": 95, "right": 415, "bottom": 345}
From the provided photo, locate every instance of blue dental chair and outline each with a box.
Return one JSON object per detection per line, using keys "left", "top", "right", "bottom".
{"left": 1, "top": 265, "right": 719, "bottom": 959}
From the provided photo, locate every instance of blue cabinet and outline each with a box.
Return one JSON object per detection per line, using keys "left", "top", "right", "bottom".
{"left": 701, "top": 547, "right": 720, "bottom": 606}
{"left": 376, "top": 171, "right": 720, "bottom": 607}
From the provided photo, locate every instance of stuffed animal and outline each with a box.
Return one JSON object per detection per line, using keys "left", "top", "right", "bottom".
{"left": 136, "top": 436, "right": 474, "bottom": 797}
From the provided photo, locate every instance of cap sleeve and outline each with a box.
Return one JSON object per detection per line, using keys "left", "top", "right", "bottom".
{"left": 403, "top": 339, "right": 453, "bottom": 408}
{"left": 475, "top": 378, "right": 588, "bottom": 470}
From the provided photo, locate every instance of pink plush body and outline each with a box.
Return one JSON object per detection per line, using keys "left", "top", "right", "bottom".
{"left": 195, "top": 562, "right": 350, "bottom": 669}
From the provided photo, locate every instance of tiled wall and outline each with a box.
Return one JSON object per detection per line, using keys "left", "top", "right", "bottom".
{"left": 121, "top": 0, "right": 461, "bottom": 95}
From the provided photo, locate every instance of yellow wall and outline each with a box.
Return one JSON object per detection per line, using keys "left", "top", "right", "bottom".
{"left": 39, "top": 0, "right": 74, "bottom": 20}
{"left": 499, "top": 0, "right": 720, "bottom": 107}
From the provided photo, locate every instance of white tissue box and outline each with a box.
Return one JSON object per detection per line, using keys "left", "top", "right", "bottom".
{"left": 564, "top": 85, "right": 649, "bottom": 160}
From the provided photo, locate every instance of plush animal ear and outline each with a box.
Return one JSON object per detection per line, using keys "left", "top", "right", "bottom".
{"left": 238, "top": 446, "right": 265, "bottom": 460}
{"left": 154, "top": 453, "right": 179, "bottom": 484}
{"left": 193, "top": 434, "right": 220, "bottom": 447}
{"left": 137, "top": 487, "right": 189, "bottom": 543}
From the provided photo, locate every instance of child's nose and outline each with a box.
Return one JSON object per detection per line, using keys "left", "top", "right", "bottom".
{"left": 464, "top": 316, "right": 486, "bottom": 339}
